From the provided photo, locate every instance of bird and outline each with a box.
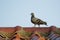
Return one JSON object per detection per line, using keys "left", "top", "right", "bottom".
{"left": 31, "top": 13, "right": 47, "bottom": 27}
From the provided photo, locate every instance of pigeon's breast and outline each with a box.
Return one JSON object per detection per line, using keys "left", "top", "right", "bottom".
{"left": 32, "top": 18, "right": 38, "bottom": 22}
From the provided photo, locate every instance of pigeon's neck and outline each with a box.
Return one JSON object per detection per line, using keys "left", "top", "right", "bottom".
{"left": 31, "top": 15, "right": 35, "bottom": 18}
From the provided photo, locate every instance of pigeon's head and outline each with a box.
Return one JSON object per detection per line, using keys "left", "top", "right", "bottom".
{"left": 31, "top": 13, "right": 34, "bottom": 16}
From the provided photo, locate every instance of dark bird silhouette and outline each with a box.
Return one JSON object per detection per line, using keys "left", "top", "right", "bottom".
{"left": 31, "top": 13, "right": 47, "bottom": 27}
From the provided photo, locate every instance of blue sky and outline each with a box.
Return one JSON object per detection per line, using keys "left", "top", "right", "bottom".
{"left": 0, "top": 0, "right": 60, "bottom": 27}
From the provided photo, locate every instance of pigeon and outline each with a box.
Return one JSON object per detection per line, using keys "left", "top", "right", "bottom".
{"left": 31, "top": 13, "right": 47, "bottom": 27}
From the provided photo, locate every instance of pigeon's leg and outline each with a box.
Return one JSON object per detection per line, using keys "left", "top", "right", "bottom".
{"left": 38, "top": 25, "right": 40, "bottom": 27}
{"left": 34, "top": 24, "right": 36, "bottom": 27}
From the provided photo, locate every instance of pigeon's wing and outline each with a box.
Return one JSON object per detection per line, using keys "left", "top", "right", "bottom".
{"left": 37, "top": 19, "right": 43, "bottom": 23}
{"left": 32, "top": 17, "right": 43, "bottom": 23}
